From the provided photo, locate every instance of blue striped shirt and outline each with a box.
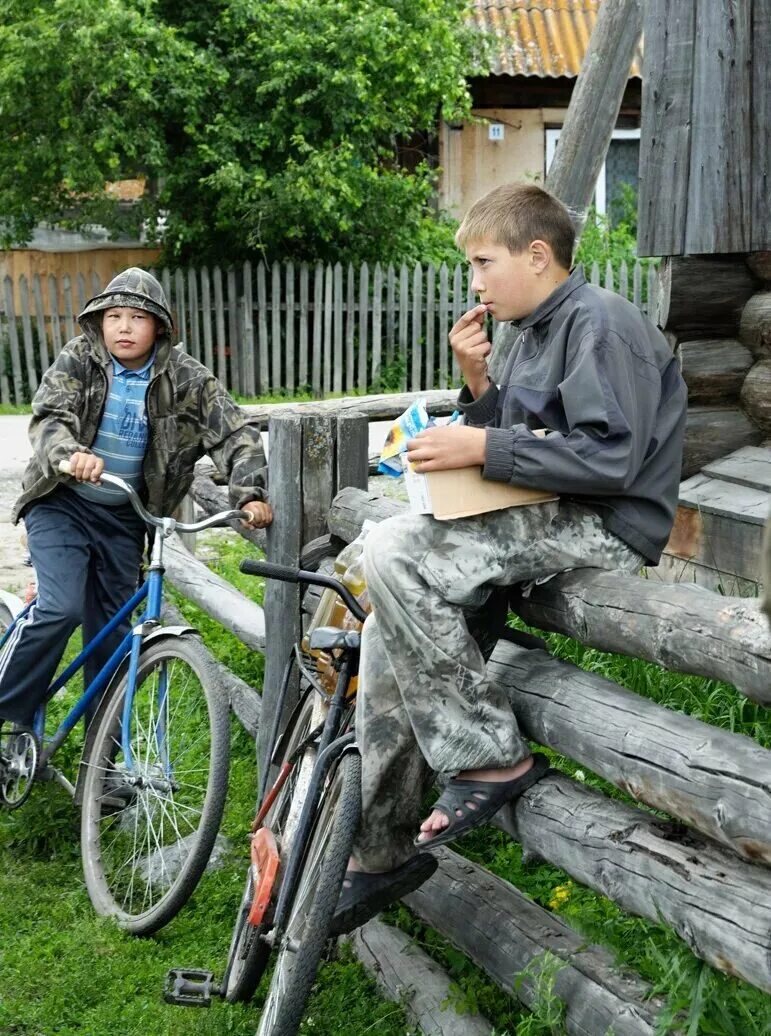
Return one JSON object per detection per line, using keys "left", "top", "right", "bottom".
{"left": 73, "top": 350, "right": 154, "bottom": 506}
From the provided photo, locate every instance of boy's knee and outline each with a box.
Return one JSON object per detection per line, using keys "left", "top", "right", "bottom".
{"left": 363, "top": 514, "right": 428, "bottom": 579}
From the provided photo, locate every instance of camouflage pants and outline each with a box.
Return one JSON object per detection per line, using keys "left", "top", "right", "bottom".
{"left": 352, "top": 500, "right": 644, "bottom": 870}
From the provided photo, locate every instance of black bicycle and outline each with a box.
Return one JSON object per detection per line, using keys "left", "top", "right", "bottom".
{"left": 165, "top": 558, "right": 367, "bottom": 1036}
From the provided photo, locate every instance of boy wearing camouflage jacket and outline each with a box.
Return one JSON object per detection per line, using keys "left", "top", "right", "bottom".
{"left": 0, "top": 267, "right": 271, "bottom": 729}
{"left": 333, "top": 183, "right": 687, "bottom": 934}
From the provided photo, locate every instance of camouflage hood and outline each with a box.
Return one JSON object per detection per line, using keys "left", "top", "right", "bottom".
{"left": 78, "top": 267, "right": 174, "bottom": 344}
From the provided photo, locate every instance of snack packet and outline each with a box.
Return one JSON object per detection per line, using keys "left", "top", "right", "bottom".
{"left": 377, "top": 401, "right": 461, "bottom": 477}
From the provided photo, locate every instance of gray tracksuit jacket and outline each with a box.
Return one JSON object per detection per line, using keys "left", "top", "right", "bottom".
{"left": 459, "top": 267, "right": 687, "bottom": 564}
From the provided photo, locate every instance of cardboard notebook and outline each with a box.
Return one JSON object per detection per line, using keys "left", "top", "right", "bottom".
{"left": 404, "top": 464, "right": 557, "bottom": 521}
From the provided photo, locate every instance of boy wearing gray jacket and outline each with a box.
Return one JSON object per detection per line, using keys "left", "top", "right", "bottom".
{"left": 333, "top": 182, "right": 687, "bottom": 933}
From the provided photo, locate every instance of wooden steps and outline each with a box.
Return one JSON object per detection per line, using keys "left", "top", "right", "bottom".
{"left": 658, "top": 444, "right": 771, "bottom": 592}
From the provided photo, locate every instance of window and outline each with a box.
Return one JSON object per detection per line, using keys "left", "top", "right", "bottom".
{"left": 545, "top": 128, "right": 640, "bottom": 218}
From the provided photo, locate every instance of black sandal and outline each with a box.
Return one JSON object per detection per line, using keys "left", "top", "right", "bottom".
{"left": 330, "top": 853, "right": 438, "bottom": 936}
{"left": 414, "top": 753, "right": 551, "bottom": 850}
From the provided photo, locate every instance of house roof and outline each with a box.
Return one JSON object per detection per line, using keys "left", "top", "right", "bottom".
{"left": 472, "top": 0, "right": 643, "bottom": 79}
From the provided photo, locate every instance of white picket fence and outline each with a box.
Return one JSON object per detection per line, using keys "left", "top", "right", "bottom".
{"left": 0, "top": 258, "right": 658, "bottom": 404}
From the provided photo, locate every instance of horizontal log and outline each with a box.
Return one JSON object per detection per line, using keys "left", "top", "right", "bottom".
{"left": 349, "top": 920, "right": 494, "bottom": 1036}
{"left": 682, "top": 406, "right": 762, "bottom": 478}
{"left": 326, "top": 488, "right": 771, "bottom": 702}
{"left": 741, "top": 359, "right": 771, "bottom": 434}
{"left": 190, "top": 473, "right": 267, "bottom": 551}
{"left": 739, "top": 290, "right": 771, "bottom": 357}
{"left": 404, "top": 849, "right": 666, "bottom": 1036}
{"left": 512, "top": 567, "right": 771, "bottom": 706}
{"left": 163, "top": 533, "right": 265, "bottom": 651}
{"left": 498, "top": 774, "right": 771, "bottom": 993}
{"left": 678, "top": 338, "right": 753, "bottom": 403}
{"left": 489, "top": 640, "right": 771, "bottom": 863}
{"left": 747, "top": 253, "right": 771, "bottom": 283}
{"left": 655, "top": 256, "right": 758, "bottom": 336}
{"left": 241, "top": 390, "right": 458, "bottom": 430}
{"left": 162, "top": 602, "right": 260, "bottom": 736}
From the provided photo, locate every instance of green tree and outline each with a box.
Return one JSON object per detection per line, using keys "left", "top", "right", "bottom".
{"left": 0, "top": 0, "right": 482, "bottom": 265}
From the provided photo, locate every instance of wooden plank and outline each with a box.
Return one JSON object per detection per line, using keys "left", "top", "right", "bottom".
{"left": 452, "top": 264, "right": 463, "bottom": 384}
{"left": 590, "top": 261, "right": 600, "bottom": 287}
{"left": 332, "top": 263, "right": 343, "bottom": 395}
{"left": 257, "top": 262, "right": 269, "bottom": 395}
{"left": 655, "top": 255, "right": 757, "bottom": 335}
{"left": 406, "top": 850, "right": 666, "bottom": 1036}
{"left": 411, "top": 262, "right": 422, "bottom": 391}
{"left": 271, "top": 261, "right": 281, "bottom": 392}
{"left": 632, "top": 261, "right": 642, "bottom": 310}
{"left": 665, "top": 500, "right": 766, "bottom": 588}
{"left": 187, "top": 268, "right": 201, "bottom": 362}
{"left": 679, "top": 337, "right": 754, "bottom": 403}
{"left": 213, "top": 266, "right": 227, "bottom": 386}
{"left": 682, "top": 405, "right": 762, "bottom": 478}
{"left": 31, "top": 274, "right": 50, "bottom": 378}
{"left": 425, "top": 262, "right": 436, "bottom": 391}
{"left": 357, "top": 262, "right": 369, "bottom": 392}
{"left": 604, "top": 261, "right": 614, "bottom": 292}
{"left": 323, "top": 263, "right": 333, "bottom": 397}
{"left": 751, "top": 0, "right": 771, "bottom": 250}
{"left": 18, "top": 276, "right": 38, "bottom": 396}
{"left": 618, "top": 260, "right": 629, "bottom": 301}
{"left": 335, "top": 412, "right": 368, "bottom": 493}
{"left": 702, "top": 446, "right": 771, "bottom": 492}
{"left": 398, "top": 263, "right": 409, "bottom": 391}
{"left": 637, "top": 0, "right": 695, "bottom": 256}
{"left": 243, "top": 261, "right": 256, "bottom": 397}
{"left": 48, "top": 275, "right": 63, "bottom": 357}
{"left": 62, "top": 275, "right": 75, "bottom": 341}
{"left": 76, "top": 273, "right": 87, "bottom": 315}
{"left": 685, "top": 0, "right": 752, "bottom": 254}
{"left": 301, "top": 413, "right": 335, "bottom": 544}
{"left": 173, "top": 269, "right": 187, "bottom": 348}
{"left": 91, "top": 271, "right": 102, "bottom": 298}
{"left": 227, "top": 267, "right": 239, "bottom": 395}
{"left": 0, "top": 309, "right": 10, "bottom": 404}
{"left": 371, "top": 263, "right": 383, "bottom": 391}
{"left": 3, "top": 277, "right": 24, "bottom": 404}
{"left": 298, "top": 263, "right": 309, "bottom": 390}
{"left": 241, "top": 389, "right": 457, "bottom": 428}
{"left": 312, "top": 262, "right": 324, "bottom": 397}
{"left": 260, "top": 414, "right": 304, "bottom": 773}
{"left": 678, "top": 475, "right": 769, "bottom": 524}
{"left": 438, "top": 263, "right": 450, "bottom": 390}
{"left": 740, "top": 357, "right": 771, "bottom": 434}
{"left": 345, "top": 263, "right": 355, "bottom": 394}
{"left": 200, "top": 267, "right": 214, "bottom": 372}
{"left": 285, "top": 260, "right": 295, "bottom": 395}
{"left": 385, "top": 263, "right": 396, "bottom": 368}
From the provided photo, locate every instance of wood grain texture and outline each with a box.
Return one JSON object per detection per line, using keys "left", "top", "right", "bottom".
{"left": 655, "top": 256, "right": 757, "bottom": 336}
{"left": 681, "top": 406, "right": 762, "bottom": 477}
{"left": 739, "top": 291, "right": 771, "bottom": 357}
{"left": 678, "top": 338, "right": 753, "bottom": 403}
{"left": 741, "top": 359, "right": 771, "bottom": 433}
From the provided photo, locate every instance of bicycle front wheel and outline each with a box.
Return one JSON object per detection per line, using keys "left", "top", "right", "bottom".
{"left": 255, "top": 749, "right": 361, "bottom": 1036}
{"left": 80, "top": 634, "right": 230, "bottom": 935}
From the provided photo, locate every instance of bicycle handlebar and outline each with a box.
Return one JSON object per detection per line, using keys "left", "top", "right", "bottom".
{"left": 57, "top": 460, "right": 251, "bottom": 534}
{"left": 239, "top": 558, "right": 368, "bottom": 624}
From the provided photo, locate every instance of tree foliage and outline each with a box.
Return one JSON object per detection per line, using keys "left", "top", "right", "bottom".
{"left": 0, "top": 0, "right": 482, "bottom": 264}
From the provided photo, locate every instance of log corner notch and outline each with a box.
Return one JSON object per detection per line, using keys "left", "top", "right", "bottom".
{"left": 326, "top": 486, "right": 771, "bottom": 996}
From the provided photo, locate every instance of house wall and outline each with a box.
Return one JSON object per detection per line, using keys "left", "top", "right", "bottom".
{"left": 439, "top": 107, "right": 566, "bottom": 218}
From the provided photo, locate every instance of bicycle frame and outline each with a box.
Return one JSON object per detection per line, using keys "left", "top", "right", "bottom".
{"left": 0, "top": 564, "right": 165, "bottom": 772}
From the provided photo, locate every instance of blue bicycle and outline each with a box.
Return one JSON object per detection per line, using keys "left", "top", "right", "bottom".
{"left": 0, "top": 465, "right": 250, "bottom": 934}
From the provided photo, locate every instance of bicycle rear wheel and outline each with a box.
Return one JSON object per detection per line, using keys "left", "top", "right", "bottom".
{"left": 223, "top": 690, "right": 317, "bottom": 1003}
{"left": 255, "top": 750, "right": 361, "bottom": 1036}
{"left": 79, "top": 634, "right": 229, "bottom": 935}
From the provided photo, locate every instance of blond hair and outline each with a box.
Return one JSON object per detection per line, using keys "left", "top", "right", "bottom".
{"left": 456, "top": 183, "right": 574, "bottom": 269}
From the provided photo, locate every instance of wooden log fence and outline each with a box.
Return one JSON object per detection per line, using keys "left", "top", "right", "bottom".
{"left": 153, "top": 400, "right": 771, "bottom": 1029}
{"left": 0, "top": 258, "right": 657, "bottom": 405}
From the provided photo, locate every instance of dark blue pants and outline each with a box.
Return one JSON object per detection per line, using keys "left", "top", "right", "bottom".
{"left": 0, "top": 487, "right": 145, "bottom": 727}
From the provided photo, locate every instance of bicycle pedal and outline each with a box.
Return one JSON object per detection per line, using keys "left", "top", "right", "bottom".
{"left": 163, "top": 968, "right": 220, "bottom": 1008}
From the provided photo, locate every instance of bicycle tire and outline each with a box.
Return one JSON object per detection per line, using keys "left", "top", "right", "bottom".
{"left": 79, "top": 633, "right": 230, "bottom": 935}
{"left": 255, "top": 750, "right": 361, "bottom": 1036}
{"left": 223, "top": 690, "right": 316, "bottom": 1003}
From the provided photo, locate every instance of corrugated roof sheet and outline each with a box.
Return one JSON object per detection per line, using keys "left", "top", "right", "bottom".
{"left": 472, "top": 0, "right": 642, "bottom": 79}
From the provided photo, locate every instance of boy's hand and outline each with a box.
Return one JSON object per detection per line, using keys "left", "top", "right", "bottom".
{"left": 68, "top": 452, "right": 104, "bottom": 483}
{"left": 241, "top": 500, "right": 273, "bottom": 529}
{"left": 406, "top": 426, "right": 486, "bottom": 472}
{"left": 449, "top": 305, "right": 492, "bottom": 399}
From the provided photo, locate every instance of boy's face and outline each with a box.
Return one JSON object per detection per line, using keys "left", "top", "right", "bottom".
{"left": 102, "top": 307, "right": 157, "bottom": 369}
{"left": 465, "top": 239, "right": 549, "bottom": 322}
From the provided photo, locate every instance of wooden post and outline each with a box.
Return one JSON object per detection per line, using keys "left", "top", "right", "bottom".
{"left": 336, "top": 412, "right": 368, "bottom": 493}
{"left": 260, "top": 413, "right": 304, "bottom": 774}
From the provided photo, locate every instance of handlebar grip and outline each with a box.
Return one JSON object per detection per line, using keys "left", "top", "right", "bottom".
{"left": 240, "top": 559, "right": 301, "bottom": 582}
{"left": 58, "top": 460, "right": 72, "bottom": 475}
